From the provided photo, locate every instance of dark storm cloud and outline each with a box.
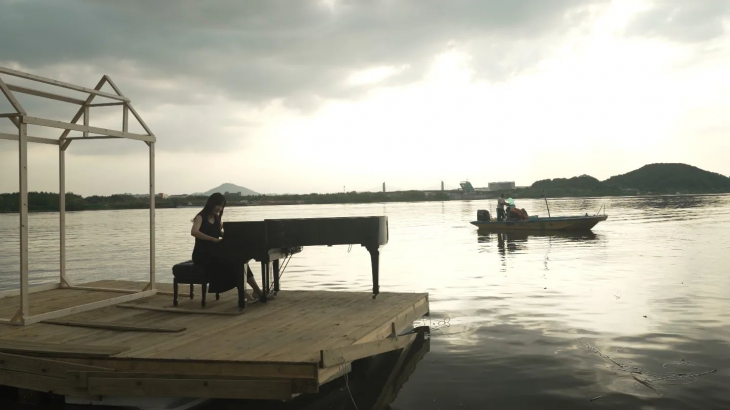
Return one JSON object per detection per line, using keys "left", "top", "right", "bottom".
{"left": 0, "top": 0, "right": 608, "bottom": 109}
{"left": 626, "top": 1, "right": 730, "bottom": 43}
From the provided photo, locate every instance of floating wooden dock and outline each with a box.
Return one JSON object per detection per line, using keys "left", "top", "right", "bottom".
{"left": 0, "top": 281, "right": 428, "bottom": 403}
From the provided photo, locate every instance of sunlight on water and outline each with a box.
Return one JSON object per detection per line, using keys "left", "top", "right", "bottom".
{"left": 1, "top": 195, "right": 729, "bottom": 409}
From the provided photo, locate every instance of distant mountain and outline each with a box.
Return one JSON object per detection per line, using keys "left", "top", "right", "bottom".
{"left": 198, "top": 183, "right": 259, "bottom": 197}
{"left": 604, "top": 163, "right": 730, "bottom": 193}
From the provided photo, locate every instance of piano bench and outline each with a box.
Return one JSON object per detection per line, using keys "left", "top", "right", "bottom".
{"left": 171, "top": 261, "right": 220, "bottom": 308}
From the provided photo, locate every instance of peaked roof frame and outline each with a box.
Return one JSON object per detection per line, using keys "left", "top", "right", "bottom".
{"left": 0, "top": 66, "right": 157, "bottom": 325}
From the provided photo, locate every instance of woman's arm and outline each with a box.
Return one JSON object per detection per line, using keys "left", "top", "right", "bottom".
{"left": 191, "top": 215, "right": 221, "bottom": 243}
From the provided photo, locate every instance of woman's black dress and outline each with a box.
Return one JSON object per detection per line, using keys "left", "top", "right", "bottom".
{"left": 192, "top": 215, "right": 241, "bottom": 294}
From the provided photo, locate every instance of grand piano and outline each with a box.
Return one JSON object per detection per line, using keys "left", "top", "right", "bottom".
{"left": 221, "top": 216, "right": 388, "bottom": 304}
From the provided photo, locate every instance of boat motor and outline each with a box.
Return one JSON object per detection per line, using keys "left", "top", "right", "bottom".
{"left": 477, "top": 209, "right": 491, "bottom": 221}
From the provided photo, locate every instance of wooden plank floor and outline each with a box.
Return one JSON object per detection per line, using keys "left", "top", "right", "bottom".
{"left": 0, "top": 280, "right": 429, "bottom": 400}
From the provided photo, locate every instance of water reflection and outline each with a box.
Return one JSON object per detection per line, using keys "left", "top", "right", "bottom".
{"left": 1, "top": 195, "right": 730, "bottom": 409}
{"left": 622, "top": 195, "right": 728, "bottom": 210}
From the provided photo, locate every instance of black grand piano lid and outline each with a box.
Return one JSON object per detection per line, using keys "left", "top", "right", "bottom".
{"left": 264, "top": 216, "right": 388, "bottom": 248}
{"left": 222, "top": 216, "right": 388, "bottom": 250}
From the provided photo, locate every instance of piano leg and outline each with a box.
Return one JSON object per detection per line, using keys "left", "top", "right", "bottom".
{"left": 260, "top": 260, "right": 272, "bottom": 303}
{"left": 273, "top": 259, "right": 280, "bottom": 294}
{"left": 366, "top": 245, "right": 380, "bottom": 298}
{"left": 236, "top": 262, "right": 247, "bottom": 311}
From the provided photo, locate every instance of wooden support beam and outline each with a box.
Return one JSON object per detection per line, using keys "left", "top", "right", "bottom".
{"left": 61, "top": 139, "right": 72, "bottom": 151}
{"left": 318, "top": 362, "right": 351, "bottom": 385}
{"left": 0, "top": 368, "right": 81, "bottom": 395}
{"left": 71, "top": 371, "right": 314, "bottom": 394}
{"left": 63, "top": 358, "right": 318, "bottom": 381}
{"left": 87, "top": 377, "right": 292, "bottom": 400}
{"left": 15, "top": 289, "right": 158, "bottom": 325}
{"left": 0, "top": 352, "right": 112, "bottom": 379}
{"left": 7, "top": 116, "right": 20, "bottom": 129}
{"left": 123, "top": 103, "right": 128, "bottom": 132}
{"left": 40, "top": 319, "right": 186, "bottom": 333}
{"left": 87, "top": 102, "right": 125, "bottom": 107}
{"left": 22, "top": 116, "right": 155, "bottom": 143}
{"left": 116, "top": 304, "right": 242, "bottom": 316}
{"left": 19, "top": 122, "right": 29, "bottom": 324}
{"left": 64, "top": 136, "right": 121, "bottom": 140}
{"left": 372, "top": 335, "right": 430, "bottom": 409}
{"left": 149, "top": 142, "right": 156, "bottom": 290}
{"left": 106, "top": 76, "right": 156, "bottom": 136}
{"left": 6, "top": 83, "right": 86, "bottom": 105}
{"left": 60, "top": 76, "right": 106, "bottom": 141}
{"left": 0, "top": 66, "right": 129, "bottom": 102}
{"left": 320, "top": 333, "right": 416, "bottom": 368}
{"left": 0, "top": 113, "right": 20, "bottom": 118}
{"left": 0, "top": 76, "right": 26, "bottom": 115}
{"left": 0, "top": 131, "right": 60, "bottom": 145}
{"left": 83, "top": 105, "right": 89, "bottom": 138}
{"left": 70, "top": 285, "right": 142, "bottom": 294}
{"left": 126, "top": 103, "right": 154, "bottom": 136}
{"left": 371, "top": 336, "right": 416, "bottom": 406}
{"left": 10, "top": 309, "right": 23, "bottom": 324}
{"left": 102, "top": 75, "right": 125, "bottom": 97}
{"left": 60, "top": 140, "right": 67, "bottom": 284}
{"left": 69, "top": 285, "right": 173, "bottom": 296}
{"left": 0, "top": 339, "right": 128, "bottom": 358}
{"left": 60, "top": 276, "right": 73, "bottom": 288}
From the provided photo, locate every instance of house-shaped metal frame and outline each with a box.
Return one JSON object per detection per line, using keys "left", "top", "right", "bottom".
{"left": 0, "top": 66, "right": 157, "bottom": 325}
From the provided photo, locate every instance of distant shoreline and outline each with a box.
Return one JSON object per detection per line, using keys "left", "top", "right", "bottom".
{"left": 1, "top": 192, "right": 727, "bottom": 215}
{"left": 4, "top": 163, "right": 728, "bottom": 214}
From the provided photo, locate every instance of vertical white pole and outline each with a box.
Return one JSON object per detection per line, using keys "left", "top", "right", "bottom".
{"left": 19, "top": 121, "right": 29, "bottom": 323}
{"left": 123, "top": 104, "right": 128, "bottom": 133}
{"left": 83, "top": 106, "right": 89, "bottom": 138}
{"left": 149, "top": 142, "right": 156, "bottom": 289}
{"left": 59, "top": 143, "right": 66, "bottom": 287}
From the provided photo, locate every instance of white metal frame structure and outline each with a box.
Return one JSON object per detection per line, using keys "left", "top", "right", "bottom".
{"left": 0, "top": 66, "right": 157, "bottom": 325}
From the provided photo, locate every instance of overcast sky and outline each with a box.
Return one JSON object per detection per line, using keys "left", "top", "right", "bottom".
{"left": 1, "top": 0, "right": 729, "bottom": 196}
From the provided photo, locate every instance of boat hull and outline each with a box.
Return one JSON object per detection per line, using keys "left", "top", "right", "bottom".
{"left": 470, "top": 215, "right": 608, "bottom": 232}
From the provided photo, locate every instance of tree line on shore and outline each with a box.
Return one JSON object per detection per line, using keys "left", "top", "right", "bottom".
{"left": 2, "top": 163, "right": 728, "bottom": 213}
{"left": 0, "top": 191, "right": 451, "bottom": 213}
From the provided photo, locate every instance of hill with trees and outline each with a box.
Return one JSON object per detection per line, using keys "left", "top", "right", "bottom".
{"left": 481, "top": 164, "right": 729, "bottom": 199}
{"left": 2, "top": 164, "right": 728, "bottom": 213}
{"left": 603, "top": 163, "right": 730, "bottom": 194}
{"left": 502, "top": 175, "right": 620, "bottom": 198}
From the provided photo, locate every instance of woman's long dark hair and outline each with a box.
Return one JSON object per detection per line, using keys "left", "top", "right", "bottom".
{"left": 197, "top": 193, "right": 226, "bottom": 222}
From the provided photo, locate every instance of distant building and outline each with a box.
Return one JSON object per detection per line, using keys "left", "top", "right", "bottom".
{"left": 488, "top": 181, "right": 515, "bottom": 191}
{"left": 157, "top": 193, "right": 169, "bottom": 199}
{"left": 459, "top": 181, "right": 475, "bottom": 192}
{"left": 224, "top": 191, "right": 242, "bottom": 198}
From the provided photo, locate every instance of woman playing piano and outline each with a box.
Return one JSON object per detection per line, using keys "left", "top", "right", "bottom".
{"left": 191, "top": 193, "right": 263, "bottom": 307}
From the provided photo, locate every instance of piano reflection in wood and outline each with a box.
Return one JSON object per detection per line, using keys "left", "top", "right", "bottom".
{"left": 222, "top": 216, "right": 388, "bottom": 303}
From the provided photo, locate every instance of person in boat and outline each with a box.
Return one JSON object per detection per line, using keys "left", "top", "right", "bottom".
{"left": 505, "top": 198, "right": 529, "bottom": 221}
{"left": 497, "top": 194, "right": 508, "bottom": 221}
{"left": 191, "top": 193, "right": 263, "bottom": 307}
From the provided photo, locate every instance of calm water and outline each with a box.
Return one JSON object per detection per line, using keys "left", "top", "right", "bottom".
{"left": 1, "top": 195, "right": 730, "bottom": 409}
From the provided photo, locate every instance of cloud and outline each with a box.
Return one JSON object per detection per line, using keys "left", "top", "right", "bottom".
{"left": 0, "top": 0, "right": 608, "bottom": 110}
{"left": 626, "top": 0, "right": 730, "bottom": 43}
{"left": 0, "top": 0, "right": 610, "bottom": 159}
